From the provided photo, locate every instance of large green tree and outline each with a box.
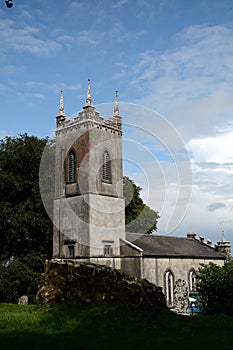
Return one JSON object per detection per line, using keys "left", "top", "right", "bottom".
{"left": 0, "top": 134, "right": 53, "bottom": 302}
{"left": 196, "top": 258, "right": 233, "bottom": 315}
{"left": 124, "top": 177, "right": 159, "bottom": 234}
{"left": 0, "top": 134, "right": 53, "bottom": 260}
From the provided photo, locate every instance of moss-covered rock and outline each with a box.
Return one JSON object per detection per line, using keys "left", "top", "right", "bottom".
{"left": 36, "top": 259, "right": 167, "bottom": 310}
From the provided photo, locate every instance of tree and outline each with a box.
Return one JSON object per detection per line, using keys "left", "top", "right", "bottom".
{"left": 0, "top": 134, "right": 53, "bottom": 302}
{"left": 196, "top": 258, "right": 233, "bottom": 315}
{"left": 124, "top": 177, "right": 159, "bottom": 234}
{"left": 0, "top": 134, "right": 53, "bottom": 260}
{"left": 0, "top": 253, "right": 44, "bottom": 303}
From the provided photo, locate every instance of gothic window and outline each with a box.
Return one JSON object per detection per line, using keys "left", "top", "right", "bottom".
{"left": 102, "top": 150, "right": 111, "bottom": 183}
{"left": 164, "top": 270, "right": 174, "bottom": 307}
{"left": 67, "top": 149, "right": 76, "bottom": 183}
{"left": 189, "top": 269, "right": 196, "bottom": 291}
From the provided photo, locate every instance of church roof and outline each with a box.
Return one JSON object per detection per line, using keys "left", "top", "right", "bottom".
{"left": 126, "top": 233, "right": 226, "bottom": 259}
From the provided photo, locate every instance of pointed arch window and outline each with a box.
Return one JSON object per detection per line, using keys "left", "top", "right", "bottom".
{"left": 164, "top": 270, "right": 174, "bottom": 307}
{"left": 189, "top": 269, "right": 196, "bottom": 292}
{"left": 102, "top": 150, "right": 111, "bottom": 183}
{"left": 67, "top": 149, "right": 76, "bottom": 183}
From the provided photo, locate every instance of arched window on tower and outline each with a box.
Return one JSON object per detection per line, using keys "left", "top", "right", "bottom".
{"left": 102, "top": 150, "right": 111, "bottom": 183}
{"left": 164, "top": 270, "right": 174, "bottom": 307}
{"left": 188, "top": 269, "right": 196, "bottom": 292}
{"left": 67, "top": 149, "right": 76, "bottom": 183}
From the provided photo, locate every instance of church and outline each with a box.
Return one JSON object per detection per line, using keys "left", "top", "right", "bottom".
{"left": 52, "top": 80, "right": 230, "bottom": 312}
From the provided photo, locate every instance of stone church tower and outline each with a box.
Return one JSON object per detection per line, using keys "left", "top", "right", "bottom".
{"left": 53, "top": 80, "right": 125, "bottom": 265}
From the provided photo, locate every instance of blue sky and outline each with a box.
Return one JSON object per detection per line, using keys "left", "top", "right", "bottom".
{"left": 1, "top": 0, "right": 233, "bottom": 244}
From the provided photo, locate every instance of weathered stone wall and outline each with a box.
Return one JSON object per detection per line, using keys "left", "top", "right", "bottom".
{"left": 36, "top": 260, "right": 167, "bottom": 311}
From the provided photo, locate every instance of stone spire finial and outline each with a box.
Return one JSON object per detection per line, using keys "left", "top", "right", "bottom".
{"left": 59, "top": 90, "right": 65, "bottom": 116}
{"left": 86, "top": 79, "right": 92, "bottom": 106}
{"left": 56, "top": 90, "right": 68, "bottom": 127}
{"left": 222, "top": 230, "right": 225, "bottom": 242}
{"left": 114, "top": 90, "right": 120, "bottom": 116}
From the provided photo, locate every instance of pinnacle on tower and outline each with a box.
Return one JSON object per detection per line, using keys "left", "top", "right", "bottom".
{"left": 83, "top": 79, "right": 95, "bottom": 109}
{"left": 56, "top": 90, "right": 68, "bottom": 127}
{"left": 112, "top": 90, "right": 122, "bottom": 130}
{"left": 114, "top": 90, "right": 120, "bottom": 116}
{"left": 59, "top": 90, "right": 65, "bottom": 116}
{"left": 86, "top": 79, "right": 92, "bottom": 106}
{"left": 221, "top": 230, "right": 225, "bottom": 242}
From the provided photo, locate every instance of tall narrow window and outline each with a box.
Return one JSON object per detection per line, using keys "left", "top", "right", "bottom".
{"left": 104, "top": 244, "right": 112, "bottom": 256}
{"left": 102, "top": 150, "right": 111, "bottom": 183}
{"left": 68, "top": 245, "right": 75, "bottom": 258}
{"left": 164, "top": 270, "right": 174, "bottom": 307}
{"left": 67, "top": 149, "right": 76, "bottom": 183}
{"left": 189, "top": 269, "right": 196, "bottom": 291}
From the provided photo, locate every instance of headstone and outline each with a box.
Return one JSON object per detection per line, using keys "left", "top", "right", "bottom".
{"left": 173, "top": 279, "right": 189, "bottom": 314}
{"left": 18, "top": 295, "right": 28, "bottom": 305}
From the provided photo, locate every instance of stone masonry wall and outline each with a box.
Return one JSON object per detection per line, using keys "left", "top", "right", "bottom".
{"left": 36, "top": 259, "right": 167, "bottom": 311}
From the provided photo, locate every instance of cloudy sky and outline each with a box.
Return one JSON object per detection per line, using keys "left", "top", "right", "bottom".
{"left": 1, "top": 0, "right": 232, "bottom": 244}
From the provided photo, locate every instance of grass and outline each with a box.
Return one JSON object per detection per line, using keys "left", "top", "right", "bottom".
{"left": 0, "top": 303, "right": 233, "bottom": 350}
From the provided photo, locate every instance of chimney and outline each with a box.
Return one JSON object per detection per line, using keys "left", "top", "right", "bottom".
{"left": 199, "top": 236, "right": 204, "bottom": 243}
{"left": 187, "top": 232, "right": 197, "bottom": 239}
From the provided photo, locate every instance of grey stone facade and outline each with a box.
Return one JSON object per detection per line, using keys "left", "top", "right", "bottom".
{"left": 53, "top": 84, "right": 125, "bottom": 260}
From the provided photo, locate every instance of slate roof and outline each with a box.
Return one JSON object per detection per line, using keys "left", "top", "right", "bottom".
{"left": 126, "top": 233, "right": 226, "bottom": 259}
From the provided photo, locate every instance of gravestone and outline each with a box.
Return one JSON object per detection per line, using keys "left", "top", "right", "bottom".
{"left": 173, "top": 279, "right": 189, "bottom": 314}
{"left": 18, "top": 295, "right": 28, "bottom": 305}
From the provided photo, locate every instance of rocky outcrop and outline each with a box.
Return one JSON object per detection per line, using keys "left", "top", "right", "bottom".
{"left": 36, "top": 259, "right": 167, "bottom": 310}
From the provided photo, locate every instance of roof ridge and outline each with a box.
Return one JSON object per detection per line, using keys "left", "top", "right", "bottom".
{"left": 126, "top": 233, "right": 188, "bottom": 239}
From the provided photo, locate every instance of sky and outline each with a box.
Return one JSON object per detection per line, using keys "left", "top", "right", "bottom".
{"left": 0, "top": 0, "right": 233, "bottom": 245}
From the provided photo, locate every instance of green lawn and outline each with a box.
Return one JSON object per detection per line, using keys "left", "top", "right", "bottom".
{"left": 0, "top": 303, "right": 233, "bottom": 350}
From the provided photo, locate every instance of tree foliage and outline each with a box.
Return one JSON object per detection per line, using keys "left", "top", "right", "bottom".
{"left": 124, "top": 177, "right": 159, "bottom": 234}
{"left": 196, "top": 258, "right": 233, "bottom": 315}
{"left": 0, "top": 253, "right": 45, "bottom": 303}
{"left": 0, "top": 134, "right": 53, "bottom": 260}
{"left": 0, "top": 134, "right": 53, "bottom": 302}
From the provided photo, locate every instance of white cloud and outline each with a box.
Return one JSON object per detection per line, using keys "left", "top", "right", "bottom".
{"left": 24, "top": 81, "right": 82, "bottom": 92}
{"left": 0, "top": 19, "right": 62, "bottom": 56}
{"left": 69, "top": 1, "right": 87, "bottom": 11}
{"left": 175, "top": 185, "right": 233, "bottom": 242}
{"left": 127, "top": 24, "right": 233, "bottom": 140}
{"left": 17, "top": 92, "right": 45, "bottom": 100}
{"left": 76, "top": 30, "right": 98, "bottom": 45}
{"left": 20, "top": 9, "right": 33, "bottom": 19}
{"left": 187, "top": 131, "right": 233, "bottom": 163}
{"left": 112, "top": 0, "right": 128, "bottom": 9}
{"left": 1, "top": 65, "right": 25, "bottom": 75}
